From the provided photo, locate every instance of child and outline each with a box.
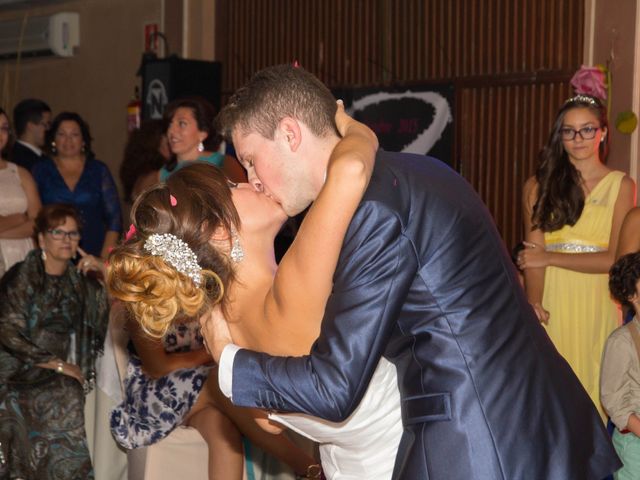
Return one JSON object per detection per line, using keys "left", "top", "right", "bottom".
{"left": 601, "top": 252, "right": 640, "bottom": 479}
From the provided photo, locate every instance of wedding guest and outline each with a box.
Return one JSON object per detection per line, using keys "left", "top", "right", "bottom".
{"left": 600, "top": 252, "right": 640, "bottom": 479}
{"left": 520, "top": 94, "right": 635, "bottom": 414}
{"left": 119, "top": 119, "right": 170, "bottom": 203}
{"left": 0, "top": 107, "right": 41, "bottom": 277}
{"left": 11, "top": 98, "right": 51, "bottom": 170}
{"left": 160, "top": 97, "right": 245, "bottom": 183}
{"left": 110, "top": 306, "right": 317, "bottom": 479}
{"left": 33, "top": 112, "right": 122, "bottom": 258}
{"left": 0, "top": 203, "right": 108, "bottom": 479}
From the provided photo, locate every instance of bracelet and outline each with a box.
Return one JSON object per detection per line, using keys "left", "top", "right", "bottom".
{"left": 295, "top": 464, "right": 323, "bottom": 480}
{"left": 56, "top": 361, "right": 64, "bottom": 374}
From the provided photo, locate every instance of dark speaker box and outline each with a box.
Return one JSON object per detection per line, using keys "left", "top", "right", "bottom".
{"left": 141, "top": 56, "right": 222, "bottom": 120}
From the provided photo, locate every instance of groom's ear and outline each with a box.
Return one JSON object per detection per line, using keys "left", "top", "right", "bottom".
{"left": 278, "top": 117, "right": 302, "bottom": 152}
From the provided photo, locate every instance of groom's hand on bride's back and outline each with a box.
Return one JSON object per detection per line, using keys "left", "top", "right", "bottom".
{"left": 199, "top": 306, "right": 233, "bottom": 363}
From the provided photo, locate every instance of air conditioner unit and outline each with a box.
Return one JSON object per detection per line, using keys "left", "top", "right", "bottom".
{"left": 0, "top": 12, "right": 80, "bottom": 60}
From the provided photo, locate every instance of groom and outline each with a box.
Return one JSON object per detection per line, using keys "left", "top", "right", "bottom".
{"left": 204, "top": 64, "right": 620, "bottom": 479}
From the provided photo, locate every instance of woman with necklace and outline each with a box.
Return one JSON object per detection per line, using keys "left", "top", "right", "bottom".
{"left": 32, "top": 112, "right": 122, "bottom": 259}
{"left": 159, "top": 97, "right": 246, "bottom": 183}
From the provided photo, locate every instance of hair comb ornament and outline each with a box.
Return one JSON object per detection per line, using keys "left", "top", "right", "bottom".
{"left": 125, "top": 224, "right": 137, "bottom": 241}
{"left": 565, "top": 94, "right": 598, "bottom": 107}
{"left": 144, "top": 233, "right": 202, "bottom": 286}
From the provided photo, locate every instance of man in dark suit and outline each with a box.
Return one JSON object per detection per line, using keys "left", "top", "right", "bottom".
{"left": 11, "top": 98, "right": 51, "bottom": 171}
{"left": 204, "top": 64, "right": 620, "bottom": 479}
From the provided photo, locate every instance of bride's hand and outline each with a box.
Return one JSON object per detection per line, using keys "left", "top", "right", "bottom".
{"left": 329, "top": 100, "right": 378, "bottom": 183}
{"left": 199, "top": 305, "right": 234, "bottom": 364}
{"left": 334, "top": 100, "right": 378, "bottom": 148}
{"left": 334, "top": 99, "right": 353, "bottom": 137}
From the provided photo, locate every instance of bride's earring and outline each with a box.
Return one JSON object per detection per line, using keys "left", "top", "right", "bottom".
{"left": 230, "top": 233, "right": 244, "bottom": 263}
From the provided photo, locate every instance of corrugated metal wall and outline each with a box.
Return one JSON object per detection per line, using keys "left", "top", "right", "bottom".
{"left": 215, "top": 0, "right": 583, "bottom": 248}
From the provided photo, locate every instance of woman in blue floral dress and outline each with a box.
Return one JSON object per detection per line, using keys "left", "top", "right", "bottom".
{"left": 110, "top": 304, "right": 317, "bottom": 479}
{"left": 110, "top": 317, "right": 213, "bottom": 448}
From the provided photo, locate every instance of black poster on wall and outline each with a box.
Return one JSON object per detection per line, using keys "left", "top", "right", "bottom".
{"left": 332, "top": 84, "right": 454, "bottom": 166}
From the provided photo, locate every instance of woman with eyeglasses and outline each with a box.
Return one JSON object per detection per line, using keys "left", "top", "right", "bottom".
{"left": 0, "top": 203, "right": 109, "bottom": 479}
{"left": 32, "top": 112, "right": 123, "bottom": 259}
{"left": 0, "top": 107, "right": 41, "bottom": 278}
{"left": 519, "top": 94, "right": 635, "bottom": 416}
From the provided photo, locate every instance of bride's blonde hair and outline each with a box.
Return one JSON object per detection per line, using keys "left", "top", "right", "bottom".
{"left": 107, "top": 163, "right": 240, "bottom": 338}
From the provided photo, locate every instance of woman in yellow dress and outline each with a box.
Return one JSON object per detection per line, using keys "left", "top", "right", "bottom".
{"left": 519, "top": 94, "right": 635, "bottom": 416}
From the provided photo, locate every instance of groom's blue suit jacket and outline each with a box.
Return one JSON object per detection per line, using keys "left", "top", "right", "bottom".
{"left": 232, "top": 151, "right": 620, "bottom": 479}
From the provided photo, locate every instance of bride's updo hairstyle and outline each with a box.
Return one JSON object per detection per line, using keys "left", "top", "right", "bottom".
{"left": 107, "top": 163, "right": 240, "bottom": 338}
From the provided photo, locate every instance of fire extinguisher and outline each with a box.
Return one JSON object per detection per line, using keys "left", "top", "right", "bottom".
{"left": 127, "top": 86, "right": 141, "bottom": 132}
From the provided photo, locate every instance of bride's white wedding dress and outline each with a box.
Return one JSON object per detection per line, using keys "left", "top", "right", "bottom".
{"left": 269, "top": 357, "right": 402, "bottom": 480}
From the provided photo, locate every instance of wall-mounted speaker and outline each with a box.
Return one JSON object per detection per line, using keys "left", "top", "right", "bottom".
{"left": 141, "top": 56, "right": 222, "bottom": 120}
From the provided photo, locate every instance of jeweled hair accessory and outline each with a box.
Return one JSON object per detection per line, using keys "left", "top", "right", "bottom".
{"left": 144, "top": 233, "right": 202, "bottom": 286}
{"left": 565, "top": 94, "right": 598, "bottom": 106}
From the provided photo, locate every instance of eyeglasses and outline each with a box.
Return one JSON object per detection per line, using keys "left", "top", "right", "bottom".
{"left": 227, "top": 180, "right": 238, "bottom": 189}
{"left": 47, "top": 228, "right": 81, "bottom": 241}
{"left": 560, "top": 126, "right": 600, "bottom": 141}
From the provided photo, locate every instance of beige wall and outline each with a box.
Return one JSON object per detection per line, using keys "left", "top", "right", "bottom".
{"left": 0, "top": 0, "right": 162, "bottom": 185}
{"left": 586, "top": 0, "right": 640, "bottom": 184}
{"left": 182, "top": 0, "right": 215, "bottom": 60}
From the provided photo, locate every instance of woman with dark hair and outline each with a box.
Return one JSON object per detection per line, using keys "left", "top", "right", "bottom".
{"left": 519, "top": 94, "right": 635, "bottom": 414}
{"left": 32, "top": 112, "right": 122, "bottom": 258}
{"left": 0, "top": 203, "right": 108, "bottom": 479}
{"left": 119, "top": 119, "right": 170, "bottom": 203}
{"left": 0, "top": 107, "right": 41, "bottom": 277}
{"left": 159, "top": 97, "right": 245, "bottom": 183}
{"left": 600, "top": 252, "right": 640, "bottom": 479}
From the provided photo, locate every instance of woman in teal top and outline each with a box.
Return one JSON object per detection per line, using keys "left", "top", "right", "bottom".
{"left": 160, "top": 98, "right": 245, "bottom": 182}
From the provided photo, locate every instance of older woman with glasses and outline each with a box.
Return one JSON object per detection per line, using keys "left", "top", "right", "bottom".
{"left": 0, "top": 203, "right": 108, "bottom": 479}
{"left": 519, "top": 94, "right": 635, "bottom": 416}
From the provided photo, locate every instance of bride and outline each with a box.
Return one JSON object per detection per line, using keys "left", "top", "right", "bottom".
{"left": 107, "top": 104, "right": 402, "bottom": 479}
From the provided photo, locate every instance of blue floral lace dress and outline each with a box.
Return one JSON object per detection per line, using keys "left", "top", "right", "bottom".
{"left": 110, "top": 321, "right": 212, "bottom": 449}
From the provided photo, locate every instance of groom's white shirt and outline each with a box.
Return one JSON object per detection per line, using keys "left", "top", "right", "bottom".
{"left": 219, "top": 344, "right": 241, "bottom": 399}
